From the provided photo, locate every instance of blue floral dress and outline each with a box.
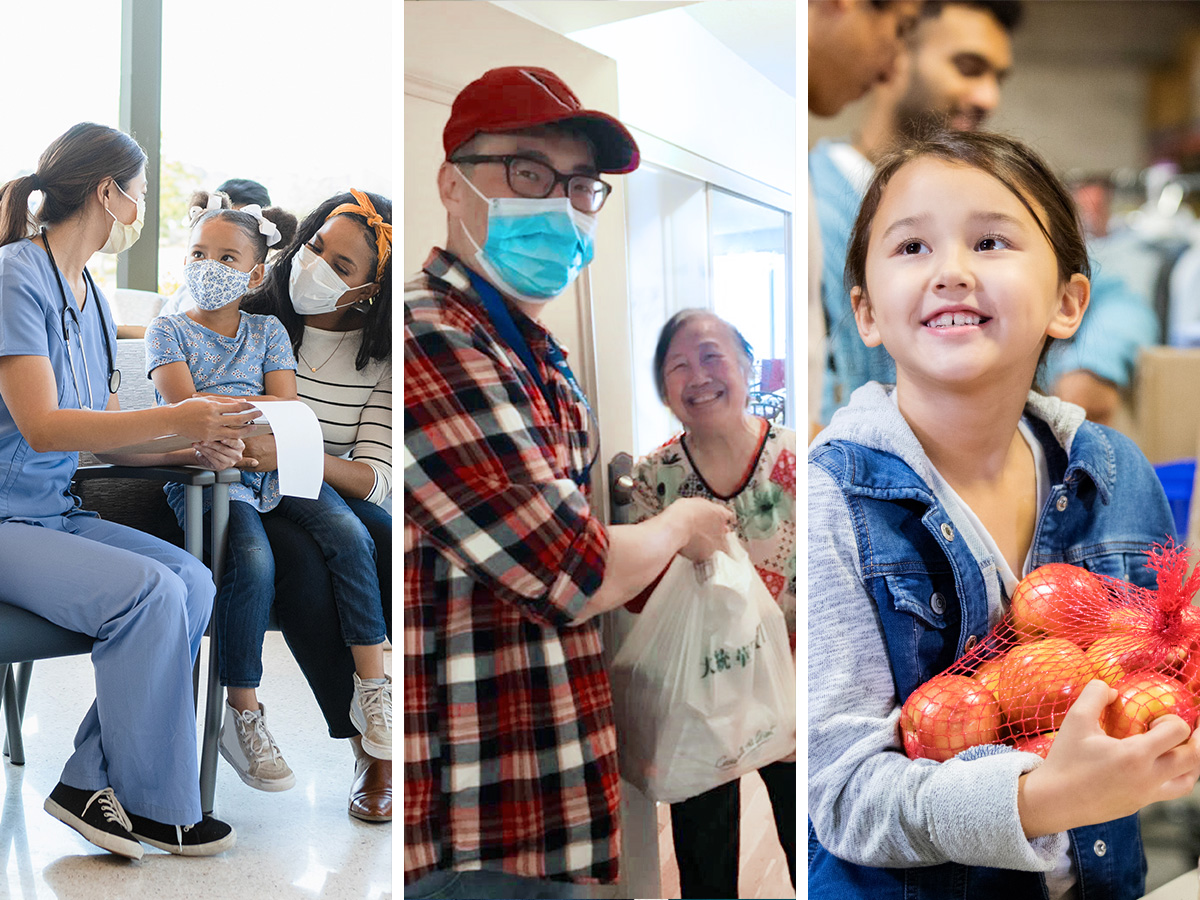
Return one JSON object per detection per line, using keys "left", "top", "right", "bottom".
{"left": 145, "top": 311, "right": 295, "bottom": 515}
{"left": 630, "top": 420, "right": 797, "bottom": 650}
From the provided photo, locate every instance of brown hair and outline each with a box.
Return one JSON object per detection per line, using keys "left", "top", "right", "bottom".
{"left": 0, "top": 123, "right": 147, "bottom": 247}
{"left": 186, "top": 189, "right": 298, "bottom": 265}
{"left": 844, "top": 129, "right": 1089, "bottom": 384}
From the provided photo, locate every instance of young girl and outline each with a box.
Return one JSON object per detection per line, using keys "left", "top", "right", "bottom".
{"left": 146, "top": 194, "right": 391, "bottom": 793}
{"left": 808, "top": 130, "right": 1200, "bottom": 899}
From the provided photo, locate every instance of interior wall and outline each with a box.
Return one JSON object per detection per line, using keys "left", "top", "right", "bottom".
{"left": 571, "top": 7, "right": 796, "bottom": 198}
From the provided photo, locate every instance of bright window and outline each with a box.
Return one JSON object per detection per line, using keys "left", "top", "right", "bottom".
{"left": 157, "top": 0, "right": 393, "bottom": 298}
{"left": 625, "top": 165, "right": 793, "bottom": 455}
{"left": 0, "top": 2, "right": 122, "bottom": 297}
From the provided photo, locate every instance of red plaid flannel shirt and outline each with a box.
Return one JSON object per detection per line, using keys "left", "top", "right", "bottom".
{"left": 404, "top": 250, "right": 619, "bottom": 885}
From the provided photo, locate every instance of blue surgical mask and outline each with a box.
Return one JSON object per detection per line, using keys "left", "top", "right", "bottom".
{"left": 457, "top": 167, "right": 597, "bottom": 304}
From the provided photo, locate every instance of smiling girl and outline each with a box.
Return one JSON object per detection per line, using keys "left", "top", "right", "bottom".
{"left": 807, "top": 131, "right": 1200, "bottom": 899}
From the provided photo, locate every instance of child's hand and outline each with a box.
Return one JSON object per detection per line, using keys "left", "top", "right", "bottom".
{"left": 1017, "top": 679, "right": 1200, "bottom": 839}
{"left": 191, "top": 439, "right": 245, "bottom": 471}
{"left": 235, "top": 434, "right": 277, "bottom": 473}
{"left": 172, "top": 397, "right": 260, "bottom": 442}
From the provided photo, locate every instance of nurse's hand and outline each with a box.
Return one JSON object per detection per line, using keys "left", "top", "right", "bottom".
{"left": 172, "top": 397, "right": 261, "bottom": 442}
{"left": 191, "top": 439, "right": 245, "bottom": 471}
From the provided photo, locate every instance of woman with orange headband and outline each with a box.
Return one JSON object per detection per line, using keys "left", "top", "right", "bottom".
{"left": 239, "top": 190, "right": 393, "bottom": 821}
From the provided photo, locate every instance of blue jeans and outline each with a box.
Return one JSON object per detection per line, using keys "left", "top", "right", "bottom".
{"left": 214, "top": 483, "right": 386, "bottom": 687}
{"left": 404, "top": 870, "right": 604, "bottom": 899}
{"left": 266, "top": 494, "right": 391, "bottom": 738}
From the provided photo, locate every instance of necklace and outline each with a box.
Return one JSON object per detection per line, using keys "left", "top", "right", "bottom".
{"left": 298, "top": 330, "right": 349, "bottom": 372}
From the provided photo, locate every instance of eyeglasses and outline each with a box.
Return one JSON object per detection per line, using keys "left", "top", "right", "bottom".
{"left": 451, "top": 154, "right": 613, "bottom": 213}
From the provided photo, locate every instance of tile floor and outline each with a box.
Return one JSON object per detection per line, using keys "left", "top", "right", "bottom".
{"left": 1, "top": 633, "right": 392, "bottom": 900}
{"left": 654, "top": 772, "right": 794, "bottom": 900}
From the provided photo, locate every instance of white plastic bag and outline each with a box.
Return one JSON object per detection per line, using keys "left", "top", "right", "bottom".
{"left": 608, "top": 536, "right": 796, "bottom": 803}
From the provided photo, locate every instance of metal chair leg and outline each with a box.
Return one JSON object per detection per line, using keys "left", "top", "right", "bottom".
{"left": 2, "top": 663, "right": 25, "bottom": 766}
{"left": 1, "top": 664, "right": 9, "bottom": 759}
{"left": 199, "top": 479, "right": 230, "bottom": 816}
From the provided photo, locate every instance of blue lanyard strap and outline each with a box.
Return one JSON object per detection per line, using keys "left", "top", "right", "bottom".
{"left": 466, "top": 269, "right": 596, "bottom": 488}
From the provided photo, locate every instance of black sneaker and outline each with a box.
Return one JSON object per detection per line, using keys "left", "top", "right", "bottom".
{"left": 43, "top": 782, "right": 143, "bottom": 859}
{"left": 127, "top": 812, "right": 236, "bottom": 856}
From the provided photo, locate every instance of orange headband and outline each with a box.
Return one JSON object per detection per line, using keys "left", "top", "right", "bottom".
{"left": 327, "top": 188, "right": 392, "bottom": 282}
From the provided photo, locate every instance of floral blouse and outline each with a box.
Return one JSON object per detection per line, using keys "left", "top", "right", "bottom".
{"left": 630, "top": 420, "right": 797, "bottom": 648}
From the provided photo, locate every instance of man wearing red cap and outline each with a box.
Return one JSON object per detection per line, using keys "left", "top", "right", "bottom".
{"left": 404, "top": 67, "right": 735, "bottom": 899}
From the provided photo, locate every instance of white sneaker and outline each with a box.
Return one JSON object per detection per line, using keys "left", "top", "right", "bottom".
{"left": 350, "top": 674, "right": 392, "bottom": 760}
{"left": 218, "top": 701, "right": 295, "bottom": 792}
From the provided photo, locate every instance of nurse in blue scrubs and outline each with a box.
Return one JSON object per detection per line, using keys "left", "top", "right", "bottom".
{"left": 0, "top": 123, "right": 256, "bottom": 858}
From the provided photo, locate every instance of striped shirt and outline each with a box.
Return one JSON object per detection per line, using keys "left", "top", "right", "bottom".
{"left": 404, "top": 249, "right": 619, "bottom": 885}
{"left": 295, "top": 325, "right": 391, "bottom": 505}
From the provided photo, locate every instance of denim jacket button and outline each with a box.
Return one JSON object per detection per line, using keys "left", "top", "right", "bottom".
{"left": 930, "top": 592, "right": 947, "bottom": 614}
{"left": 1056, "top": 495, "right": 1069, "bottom": 512}
{"left": 1093, "top": 839, "right": 1106, "bottom": 857}
{"left": 964, "top": 634, "right": 978, "bottom": 652}
{"left": 940, "top": 523, "right": 955, "bottom": 541}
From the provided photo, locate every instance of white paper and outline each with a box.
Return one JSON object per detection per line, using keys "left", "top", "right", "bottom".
{"left": 248, "top": 400, "right": 323, "bottom": 499}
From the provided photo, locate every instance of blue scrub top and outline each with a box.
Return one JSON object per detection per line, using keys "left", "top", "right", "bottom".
{"left": 0, "top": 239, "right": 114, "bottom": 521}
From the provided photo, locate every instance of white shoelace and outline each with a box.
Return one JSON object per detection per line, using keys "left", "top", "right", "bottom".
{"left": 235, "top": 708, "right": 283, "bottom": 762}
{"left": 358, "top": 678, "right": 392, "bottom": 730}
{"left": 86, "top": 787, "right": 133, "bottom": 833}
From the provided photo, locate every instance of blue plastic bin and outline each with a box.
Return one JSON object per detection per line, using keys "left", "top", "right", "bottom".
{"left": 1154, "top": 459, "right": 1196, "bottom": 539}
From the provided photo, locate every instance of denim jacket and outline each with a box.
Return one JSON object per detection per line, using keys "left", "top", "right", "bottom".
{"left": 807, "top": 384, "right": 1174, "bottom": 900}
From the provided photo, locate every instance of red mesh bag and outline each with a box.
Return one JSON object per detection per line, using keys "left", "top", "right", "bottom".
{"left": 900, "top": 541, "right": 1200, "bottom": 761}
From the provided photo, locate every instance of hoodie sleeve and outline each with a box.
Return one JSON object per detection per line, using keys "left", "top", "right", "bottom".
{"left": 808, "top": 460, "right": 1068, "bottom": 870}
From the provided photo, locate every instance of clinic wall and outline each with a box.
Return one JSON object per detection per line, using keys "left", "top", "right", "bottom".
{"left": 570, "top": 8, "right": 795, "bottom": 198}
{"left": 403, "top": 0, "right": 636, "bottom": 514}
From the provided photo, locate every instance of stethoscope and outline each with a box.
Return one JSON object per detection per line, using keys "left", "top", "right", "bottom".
{"left": 41, "top": 227, "right": 121, "bottom": 408}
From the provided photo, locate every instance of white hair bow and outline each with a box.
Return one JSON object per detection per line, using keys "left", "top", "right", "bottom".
{"left": 237, "top": 204, "right": 282, "bottom": 247}
{"left": 183, "top": 192, "right": 224, "bottom": 227}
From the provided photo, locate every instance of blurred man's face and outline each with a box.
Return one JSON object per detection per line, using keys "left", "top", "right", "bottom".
{"left": 892, "top": 4, "right": 1012, "bottom": 136}
{"left": 809, "top": 0, "right": 922, "bottom": 117}
{"left": 1072, "top": 182, "right": 1113, "bottom": 239}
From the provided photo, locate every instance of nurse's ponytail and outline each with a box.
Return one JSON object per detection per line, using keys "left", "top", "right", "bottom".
{"left": 0, "top": 123, "right": 146, "bottom": 248}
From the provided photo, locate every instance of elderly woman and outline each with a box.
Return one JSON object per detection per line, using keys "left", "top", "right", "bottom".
{"left": 629, "top": 309, "right": 796, "bottom": 899}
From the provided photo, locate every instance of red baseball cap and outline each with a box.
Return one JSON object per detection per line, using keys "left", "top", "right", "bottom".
{"left": 443, "top": 66, "right": 640, "bottom": 174}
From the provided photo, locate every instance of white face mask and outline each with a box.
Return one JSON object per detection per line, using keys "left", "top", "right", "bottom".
{"left": 288, "top": 243, "right": 371, "bottom": 315}
{"left": 99, "top": 182, "right": 145, "bottom": 255}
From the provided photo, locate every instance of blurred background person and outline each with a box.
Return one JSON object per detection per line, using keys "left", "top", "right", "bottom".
{"left": 808, "top": 0, "right": 922, "bottom": 439}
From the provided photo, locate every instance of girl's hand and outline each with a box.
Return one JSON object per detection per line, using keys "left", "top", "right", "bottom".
{"left": 172, "top": 397, "right": 260, "bottom": 443}
{"left": 671, "top": 498, "right": 737, "bottom": 562}
{"left": 1017, "top": 680, "right": 1200, "bottom": 838}
{"left": 191, "top": 439, "right": 246, "bottom": 471}
{"left": 235, "top": 434, "right": 277, "bottom": 473}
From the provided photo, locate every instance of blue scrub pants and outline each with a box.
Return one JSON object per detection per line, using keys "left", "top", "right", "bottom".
{"left": 0, "top": 511, "right": 213, "bottom": 825}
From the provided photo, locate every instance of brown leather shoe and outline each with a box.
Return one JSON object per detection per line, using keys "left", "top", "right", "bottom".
{"left": 348, "top": 753, "right": 391, "bottom": 822}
